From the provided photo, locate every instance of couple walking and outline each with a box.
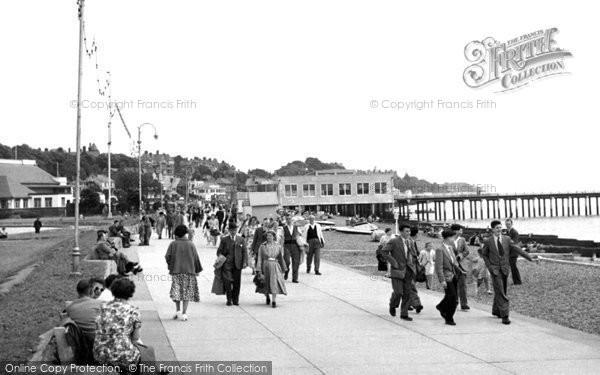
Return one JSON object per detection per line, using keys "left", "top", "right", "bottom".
{"left": 212, "top": 222, "right": 288, "bottom": 307}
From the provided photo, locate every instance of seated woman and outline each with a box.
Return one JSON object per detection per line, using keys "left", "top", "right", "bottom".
{"left": 93, "top": 278, "right": 157, "bottom": 373}
{"left": 94, "top": 230, "right": 143, "bottom": 276}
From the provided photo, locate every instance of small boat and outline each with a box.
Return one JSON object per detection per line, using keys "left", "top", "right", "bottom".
{"left": 315, "top": 220, "right": 336, "bottom": 230}
{"left": 333, "top": 222, "right": 379, "bottom": 234}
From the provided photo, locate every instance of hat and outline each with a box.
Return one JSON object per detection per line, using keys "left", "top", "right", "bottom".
{"left": 97, "top": 229, "right": 108, "bottom": 236}
{"left": 228, "top": 222, "right": 238, "bottom": 229}
{"left": 450, "top": 224, "right": 464, "bottom": 231}
{"left": 266, "top": 229, "right": 278, "bottom": 238}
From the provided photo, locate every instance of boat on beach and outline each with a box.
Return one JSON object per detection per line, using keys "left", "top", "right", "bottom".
{"left": 333, "top": 222, "right": 379, "bottom": 234}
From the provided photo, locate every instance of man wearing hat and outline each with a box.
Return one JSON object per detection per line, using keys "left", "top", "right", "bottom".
{"left": 302, "top": 215, "right": 325, "bottom": 275}
{"left": 94, "top": 230, "right": 142, "bottom": 275}
{"left": 450, "top": 224, "right": 470, "bottom": 310}
{"left": 217, "top": 221, "right": 248, "bottom": 305}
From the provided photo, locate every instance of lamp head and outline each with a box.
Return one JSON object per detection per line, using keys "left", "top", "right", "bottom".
{"left": 153, "top": 134, "right": 158, "bottom": 140}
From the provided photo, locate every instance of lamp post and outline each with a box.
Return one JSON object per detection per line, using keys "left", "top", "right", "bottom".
{"left": 71, "top": 0, "right": 85, "bottom": 275}
{"left": 137, "top": 123, "right": 158, "bottom": 215}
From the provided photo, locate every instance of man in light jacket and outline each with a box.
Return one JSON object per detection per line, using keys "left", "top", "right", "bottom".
{"left": 302, "top": 215, "right": 325, "bottom": 275}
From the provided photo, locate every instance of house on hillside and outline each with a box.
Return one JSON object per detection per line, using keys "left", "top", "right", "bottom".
{"left": 0, "top": 159, "right": 73, "bottom": 218}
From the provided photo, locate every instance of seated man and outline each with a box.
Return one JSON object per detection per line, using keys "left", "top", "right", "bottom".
{"left": 66, "top": 279, "right": 105, "bottom": 354}
{"left": 94, "top": 230, "right": 143, "bottom": 275}
{"left": 0, "top": 227, "right": 7, "bottom": 239}
{"left": 108, "top": 220, "right": 131, "bottom": 248}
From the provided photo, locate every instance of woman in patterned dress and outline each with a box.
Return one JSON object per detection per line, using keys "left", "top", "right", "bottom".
{"left": 165, "top": 225, "right": 203, "bottom": 321}
{"left": 93, "top": 278, "right": 156, "bottom": 372}
{"left": 256, "top": 229, "right": 287, "bottom": 308}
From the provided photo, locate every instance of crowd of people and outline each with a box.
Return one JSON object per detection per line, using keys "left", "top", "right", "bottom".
{"left": 60, "top": 203, "right": 541, "bottom": 372}
{"left": 379, "top": 219, "right": 539, "bottom": 326}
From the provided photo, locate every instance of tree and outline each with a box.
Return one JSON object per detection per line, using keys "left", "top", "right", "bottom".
{"left": 80, "top": 188, "right": 102, "bottom": 214}
{"left": 114, "top": 170, "right": 139, "bottom": 192}
{"left": 247, "top": 168, "right": 272, "bottom": 178}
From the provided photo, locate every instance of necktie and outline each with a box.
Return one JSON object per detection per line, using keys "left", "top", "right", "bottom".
{"left": 404, "top": 240, "right": 409, "bottom": 259}
{"left": 497, "top": 238, "right": 505, "bottom": 257}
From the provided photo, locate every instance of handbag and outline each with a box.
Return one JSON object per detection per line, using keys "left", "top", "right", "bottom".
{"left": 375, "top": 244, "right": 388, "bottom": 271}
{"left": 415, "top": 263, "right": 427, "bottom": 283}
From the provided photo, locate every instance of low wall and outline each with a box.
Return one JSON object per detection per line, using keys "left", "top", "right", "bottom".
{"left": 0, "top": 207, "right": 66, "bottom": 219}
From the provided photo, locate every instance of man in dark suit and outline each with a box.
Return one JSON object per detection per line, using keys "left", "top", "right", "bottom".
{"left": 435, "top": 229, "right": 463, "bottom": 325}
{"left": 217, "top": 222, "right": 248, "bottom": 306}
{"left": 282, "top": 216, "right": 302, "bottom": 283}
{"left": 408, "top": 227, "right": 423, "bottom": 313}
{"left": 482, "top": 220, "right": 538, "bottom": 325}
{"left": 505, "top": 218, "right": 522, "bottom": 285}
{"left": 451, "top": 224, "right": 470, "bottom": 310}
{"left": 381, "top": 224, "right": 419, "bottom": 321}
{"left": 251, "top": 218, "right": 269, "bottom": 268}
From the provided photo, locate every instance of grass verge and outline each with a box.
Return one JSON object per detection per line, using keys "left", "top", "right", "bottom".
{"left": 0, "top": 230, "right": 106, "bottom": 362}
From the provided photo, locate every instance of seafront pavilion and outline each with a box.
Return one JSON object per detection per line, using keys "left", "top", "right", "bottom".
{"left": 278, "top": 169, "right": 395, "bottom": 217}
{"left": 396, "top": 191, "right": 600, "bottom": 222}
{"left": 117, "top": 232, "right": 600, "bottom": 374}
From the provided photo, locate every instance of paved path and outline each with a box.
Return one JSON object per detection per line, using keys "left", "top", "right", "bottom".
{"left": 128, "top": 233, "right": 600, "bottom": 375}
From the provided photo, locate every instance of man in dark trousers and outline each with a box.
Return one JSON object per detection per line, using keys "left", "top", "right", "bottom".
{"left": 381, "top": 224, "right": 419, "bottom": 321}
{"left": 34, "top": 218, "right": 42, "bottom": 234}
{"left": 408, "top": 227, "right": 423, "bottom": 313}
{"left": 282, "top": 216, "right": 302, "bottom": 283}
{"left": 482, "top": 220, "right": 538, "bottom": 325}
{"left": 435, "top": 229, "right": 462, "bottom": 325}
{"left": 505, "top": 218, "right": 522, "bottom": 285}
{"left": 251, "top": 218, "right": 269, "bottom": 269}
{"left": 216, "top": 205, "right": 225, "bottom": 232}
{"left": 217, "top": 222, "right": 248, "bottom": 306}
{"left": 451, "top": 224, "right": 470, "bottom": 310}
{"left": 302, "top": 215, "right": 325, "bottom": 275}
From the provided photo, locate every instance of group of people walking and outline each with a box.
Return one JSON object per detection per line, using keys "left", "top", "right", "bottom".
{"left": 380, "top": 219, "right": 538, "bottom": 326}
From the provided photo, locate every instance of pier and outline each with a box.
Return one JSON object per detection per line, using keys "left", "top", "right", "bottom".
{"left": 396, "top": 191, "right": 600, "bottom": 222}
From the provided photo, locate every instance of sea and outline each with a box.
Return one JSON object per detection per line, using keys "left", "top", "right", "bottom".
{"left": 409, "top": 199, "right": 600, "bottom": 242}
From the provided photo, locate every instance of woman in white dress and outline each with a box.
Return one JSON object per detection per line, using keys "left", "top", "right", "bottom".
{"left": 256, "top": 229, "right": 287, "bottom": 308}
{"left": 418, "top": 242, "right": 435, "bottom": 289}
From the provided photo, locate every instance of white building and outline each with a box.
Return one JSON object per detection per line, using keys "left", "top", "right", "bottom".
{"left": 0, "top": 159, "right": 73, "bottom": 217}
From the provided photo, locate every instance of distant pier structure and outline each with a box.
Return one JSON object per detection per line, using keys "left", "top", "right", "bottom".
{"left": 396, "top": 192, "right": 600, "bottom": 222}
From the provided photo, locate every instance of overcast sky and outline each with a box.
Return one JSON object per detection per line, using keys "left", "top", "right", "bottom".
{"left": 0, "top": 1, "right": 596, "bottom": 193}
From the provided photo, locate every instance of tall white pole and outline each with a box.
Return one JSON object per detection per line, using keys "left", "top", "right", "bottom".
{"left": 72, "top": 0, "right": 85, "bottom": 275}
{"left": 107, "top": 114, "right": 112, "bottom": 218}
{"left": 138, "top": 127, "right": 142, "bottom": 216}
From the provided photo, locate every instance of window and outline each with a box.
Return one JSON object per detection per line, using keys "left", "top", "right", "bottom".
{"left": 23, "top": 199, "right": 29, "bottom": 208}
{"left": 284, "top": 184, "right": 297, "bottom": 197}
{"left": 303, "top": 184, "right": 316, "bottom": 197}
{"left": 0, "top": 200, "right": 7, "bottom": 209}
{"left": 375, "top": 182, "right": 388, "bottom": 194}
{"left": 15, "top": 199, "right": 21, "bottom": 209}
{"left": 45, "top": 198, "right": 53, "bottom": 207}
{"left": 357, "top": 183, "right": 369, "bottom": 195}
{"left": 61, "top": 197, "right": 66, "bottom": 207}
{"left": 321, "top": 184, "right": 333, "bottom": 196}
{"left": 339, "top": 183, "right": 351, "bottom": 196}
{"left": 34, "top": 198, "right": 42, "bottom": 208}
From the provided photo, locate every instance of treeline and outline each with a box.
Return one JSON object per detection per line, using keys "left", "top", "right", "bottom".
{"left": 0, "top": 143, "right": 476, "bottom": 195}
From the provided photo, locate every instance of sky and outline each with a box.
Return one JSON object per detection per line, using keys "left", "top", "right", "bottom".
{"left": 0, "top": 0, "right": 597, "bottom": 194}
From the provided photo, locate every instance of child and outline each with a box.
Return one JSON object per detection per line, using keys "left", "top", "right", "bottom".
{"left": 474, "top": 246, "right": 492, "bottom": 295}
{"left": 418, "top": 242, "right": 435, "bottom": 289}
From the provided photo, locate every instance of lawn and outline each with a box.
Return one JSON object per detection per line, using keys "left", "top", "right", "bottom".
{"left": 0, "top": 230, "right": 74, "bottom": 283}
{"left": 322, "top": 230, "right": 600, "bottom": 336}
{"left": 0, "top": 230, "right": 106, "bottom": 362}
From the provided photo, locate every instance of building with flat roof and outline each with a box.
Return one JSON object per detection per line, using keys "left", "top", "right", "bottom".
{"left": 278, "top": 169, "right": 395, "bottom": 217}
{"left": 0, "top": 159, "right": 73, "bottom": 218}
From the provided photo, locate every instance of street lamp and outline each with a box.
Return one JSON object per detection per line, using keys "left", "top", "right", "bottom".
{"left": 137, "top": 123, "right": 158, "bottom": 215}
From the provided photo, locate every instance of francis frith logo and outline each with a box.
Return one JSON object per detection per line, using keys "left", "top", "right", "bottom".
{"left": 463, "top": 28, "right": 572, "bottom": 92}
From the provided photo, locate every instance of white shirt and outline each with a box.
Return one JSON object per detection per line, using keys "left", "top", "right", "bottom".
{"left": 444, "top": 243, "right": 456, "bottom": 265}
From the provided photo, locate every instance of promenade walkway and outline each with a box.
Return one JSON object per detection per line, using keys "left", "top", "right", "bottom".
{"left": 127, "top": 234, "right": 600, "bottom": 375}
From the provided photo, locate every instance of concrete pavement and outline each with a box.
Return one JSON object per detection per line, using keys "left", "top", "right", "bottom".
{"left": 126, "top": 232, "right": 600, "bottom": 375}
